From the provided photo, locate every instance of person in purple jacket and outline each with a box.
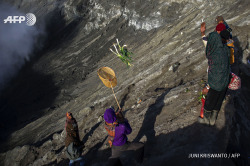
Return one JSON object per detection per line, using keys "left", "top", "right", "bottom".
{"left": 104, "top": 107, "right": 144, "bottom": 165}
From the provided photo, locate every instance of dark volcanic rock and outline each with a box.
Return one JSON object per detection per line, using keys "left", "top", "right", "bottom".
{"left": 0, "top": 0, "right": 250, "bottom": 166}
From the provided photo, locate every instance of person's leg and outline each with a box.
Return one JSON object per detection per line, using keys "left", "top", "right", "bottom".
{"left": 214, "top": 87, "right": 228, "bottom": 110}
{"left": 107, "top": 145, "right": 126, "bottom": 166}
{"left": 210, "top": 87, "right": 228, "bottom": 125}
{"left": 204, "top": 88, "right": 221, "bottom": 111}
{"left": 76, "top": 156, "right": 85, "bottom": 166}
{"left": 198, "top": 88, "right": 221, "bottom": 125}
{"left": 125, "top": 142, "right": 144, "bottom": 163}
{"left": 198, "top": 109, "right": 211, "bottom": 125}
{"left": 125, "top": 142, "right": 144, "bottom": 151}
{"left": 69, "top": 156, "right": 85, "bottom": 166}
{"left": 111, "top": 145, "right": 126, "bottom": 158}
{"left": 69, "top": 160, "right": 74, "bottom": 166}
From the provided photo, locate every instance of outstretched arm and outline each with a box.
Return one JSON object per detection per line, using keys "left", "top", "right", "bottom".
{"left": 201, "top": 22, "right": 206, "bottom": 36}
{"left": 201, "top": 22, "right": 207, "bottom": 48}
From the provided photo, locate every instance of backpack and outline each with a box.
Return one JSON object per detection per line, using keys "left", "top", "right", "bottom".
{"left": 227, "top": 40, "right": 235, "bottom": 64}
{"left": 65, "top": 142, "right": 82, "bottom": 160}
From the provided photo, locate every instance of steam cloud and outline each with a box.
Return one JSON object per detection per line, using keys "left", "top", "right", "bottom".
{"left": 0, "top": 3, "right": 43, "bottom": 91}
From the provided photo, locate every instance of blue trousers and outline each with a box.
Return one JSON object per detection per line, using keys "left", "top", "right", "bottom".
{"left": 69, "top": 156, "right": 85, "bottom": 166}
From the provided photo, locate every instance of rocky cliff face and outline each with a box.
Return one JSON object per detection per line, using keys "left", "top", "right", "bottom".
{"left": 0, "top": 0, "right": 250, "bottom": 166}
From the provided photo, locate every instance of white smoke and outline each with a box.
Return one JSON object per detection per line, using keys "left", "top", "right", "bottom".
{"left": 0, "top": 3, "right": 43, "bottom": 91}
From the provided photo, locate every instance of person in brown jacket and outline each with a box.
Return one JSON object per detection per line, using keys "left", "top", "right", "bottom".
{"left": 65, "top": 112, "right": 85, "bottom": 166}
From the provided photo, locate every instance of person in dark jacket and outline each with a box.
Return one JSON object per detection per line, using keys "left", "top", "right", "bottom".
{"left": 198, "top": 23, "right": 231, "bottom": 126}
{"left": 104, "top": 107, "right": 144, "bottom": 165}
{"left": 65, "top": 112, "right": 85, "bottom": 166}
{"left": 201, "top": 22, "right": 226, "bottom": 47}
{"left": 216, "top": 16, "right": 232, "bottom": 38}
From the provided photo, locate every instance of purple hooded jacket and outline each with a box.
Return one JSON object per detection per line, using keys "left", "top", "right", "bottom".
{"left": 104, "top": 108, "right": 132, "bottom": 146}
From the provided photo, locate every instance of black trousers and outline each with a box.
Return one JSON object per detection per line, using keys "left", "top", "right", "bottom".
{"left": 204, "top": 87, "right": 228, "bottom": 111}
{"left": 107, "top": 142, "right": 144, "bottom": 165}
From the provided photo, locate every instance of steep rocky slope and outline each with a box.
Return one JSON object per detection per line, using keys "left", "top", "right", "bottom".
{"left": 0, "top": 0, "right": 250, "bottom": 166}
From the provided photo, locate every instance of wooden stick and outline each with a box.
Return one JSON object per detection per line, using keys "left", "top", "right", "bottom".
{"left": 110, "top": 81, "right": 121, "bottom": 110}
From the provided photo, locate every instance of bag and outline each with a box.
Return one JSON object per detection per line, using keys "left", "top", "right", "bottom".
{"left": 229, "top": 46, "right": 235, "bottom": 64}
{"left": 199, "top": 98, "right": 206, "bottom": 118}
{"left": 227, "top": 40, "right": 235, "bottom": 64}
{"left": 65, "top": 142, "right": 82, "bottom": 160}
{"left": 228, "top": 73, "right": 241, "bottom": 90}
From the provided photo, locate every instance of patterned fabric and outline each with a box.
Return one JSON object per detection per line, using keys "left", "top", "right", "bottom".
{"left": 104, "top": 121, "right": 118, "bottom": 147}
{"left": 206, "top": 32, "right": 230, "bottom": 91}
{"left": 65, "top": 118, "right": 81, "bottom": 147}
{"left": 104, "top": 120, "right": 132, "bottom": 147}
{"left": 228, "top": 73, "right": 241, "bottom": 90}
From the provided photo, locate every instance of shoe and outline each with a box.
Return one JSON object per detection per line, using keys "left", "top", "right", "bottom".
{"left": 198, "top": 109, "right": 211, "bottom": 125}
{"left": 210, "top": 110, "right": 219, "bottom": 126}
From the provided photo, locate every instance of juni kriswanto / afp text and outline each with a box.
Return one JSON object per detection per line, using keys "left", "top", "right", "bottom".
{"left": 188, "top": 153, "right": 241, "bottom": 158}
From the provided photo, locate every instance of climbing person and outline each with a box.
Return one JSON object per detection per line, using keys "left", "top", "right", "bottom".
{"left": 220, "top": 29, "right": 235, "bottom": 65}
{"left": 201, "top": 22, "right": 226, "bottom": 48}
{"left": 104, "top": 107, "right": 144, "bottom": 165}
{"left": 215, "top": 23, "right": 226, "bottom": 34}
{"left": 198, "top": 23, "right": 231, "bottom": 126}
{"left": 65, "top": 112, "right": 85, "bottom": 166}
{"left": 216, "top": 16, "right": 232, "bottom": 38}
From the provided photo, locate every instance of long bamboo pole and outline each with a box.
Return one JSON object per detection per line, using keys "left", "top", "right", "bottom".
{"left": 110, "top": 81, "right": 121, "bottom": 110}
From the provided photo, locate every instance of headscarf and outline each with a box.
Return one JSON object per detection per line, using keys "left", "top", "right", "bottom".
{"left": 206, "top": 32, "right": 230, "bottom": 91}
{"left": 216, "top": 23, "right": 226, "bottom": 32}
{"left": 216, "top": 16, "right": 224, "bottom": 24}
{"left": 220, "top": 30, "right": 230, "bottom": 40}
{"left": 104, "top": 108, "right": 117, "bottom": 123}
{"left": 66, "top": 112, "right": 73, "bottom": 120}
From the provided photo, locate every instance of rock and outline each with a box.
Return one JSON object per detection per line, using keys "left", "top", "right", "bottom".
{"left": 139, "top": 135, "right": 147, "bottom": 143}
{"left": 4, "top": 145, "right": 30, "bottom": 166}
{"left": 169, "top": 65, "right": 173, "bottom": 71}
{"left": 0, "top": 153, "right": 6, "bottom": 166}
{"left": 52, "top": 133, "right": 61, "bottom": 141}
{"left": 79, "top": 107, "right": 92, "bottom": 117}
{"left": 42, "top": 151, "right": 56, "bottom": 162}
{"left": 172, "top": 62, "right": 180, "bottom": 72}
{"left": 41, "top": 140, "right": 52, "bottom": 149}
{"left": 31, "top": 159, "right": 44, "bottom": 166}
{"left": 97, "top": 116, "right": 103, "bottom": 123}
{"left": 61, "top": 129, "right": 66, "bottom": 140}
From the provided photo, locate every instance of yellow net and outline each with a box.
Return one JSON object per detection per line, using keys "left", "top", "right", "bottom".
{"left": 97, "top": 67, "right": 117, "bottom": 88}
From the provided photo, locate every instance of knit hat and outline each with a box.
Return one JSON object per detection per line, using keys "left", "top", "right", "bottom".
{"left": 104, "top": 108, "right": 117, "bottom": 123}
{"left": 220, "top": 30, "right": 230, "bottom": 40}
{"left": 216, "top": 16, "right": 224, "bottom": 24}
{"left": 216, "top": 23, "right": 226, "bottom": 32}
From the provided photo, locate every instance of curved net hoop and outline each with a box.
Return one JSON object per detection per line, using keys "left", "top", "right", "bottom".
{"left": 98, "top": 67, "right": 117, "bottom": 88}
